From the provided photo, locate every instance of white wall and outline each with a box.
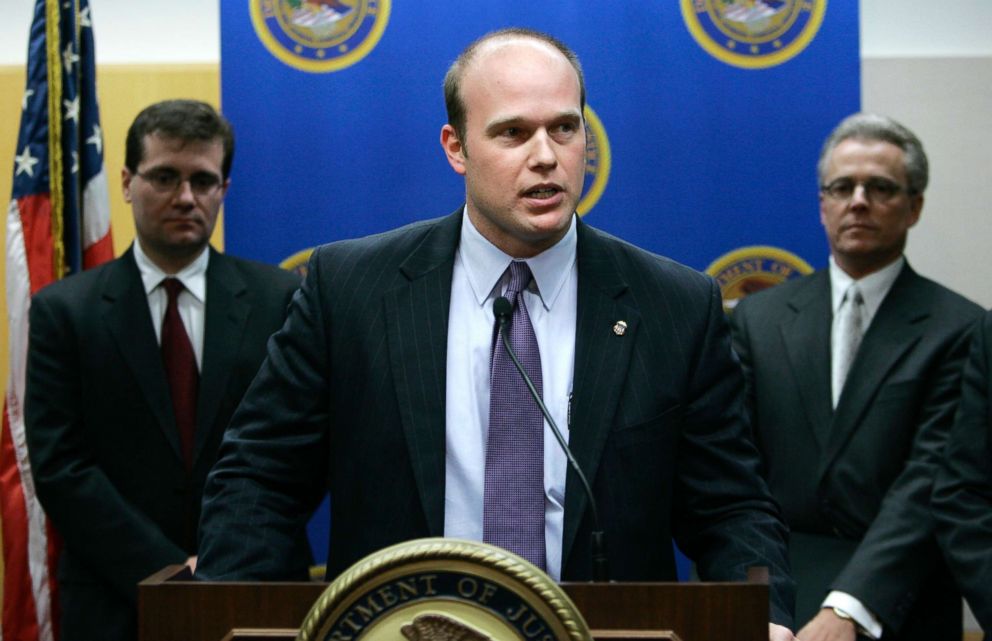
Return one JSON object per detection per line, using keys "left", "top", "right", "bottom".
{"left": 1, "top": 1, "right": 219, "bottom": 65}
{"left": 2, "top": 1, "right": 990, "bottom": 305}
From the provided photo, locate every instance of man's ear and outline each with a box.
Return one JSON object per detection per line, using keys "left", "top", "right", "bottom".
{"left": 907, "top": 193, "right": 923, "bottom": 228}
{"left": 440, "top": 124, "right": 467, "bottom": 176}
{"left": 121, "top": 167, "right": 134, "bottom": 203}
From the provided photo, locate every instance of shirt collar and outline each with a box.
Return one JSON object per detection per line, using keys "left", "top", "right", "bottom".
{"left": 829, "top": 254, "right": 904, "bottom": 321}
{"left": 457, "top": 207, "right": 577, "bottom": 311}
{"left": 133, "top": 240, "right": 210, "bottom": 303}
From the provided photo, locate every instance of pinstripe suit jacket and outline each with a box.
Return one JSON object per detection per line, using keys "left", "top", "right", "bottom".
{"left": 197, "top": 210, "right": 796, "bottom": 625}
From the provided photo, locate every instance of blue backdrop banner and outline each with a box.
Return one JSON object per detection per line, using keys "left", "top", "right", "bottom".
{"left": 220, "top": 0, "right": 860, "bottom": 568}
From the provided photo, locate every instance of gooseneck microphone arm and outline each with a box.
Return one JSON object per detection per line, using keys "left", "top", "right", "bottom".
{"left": 492, "top": 296, "right": 609, "bottom": 582}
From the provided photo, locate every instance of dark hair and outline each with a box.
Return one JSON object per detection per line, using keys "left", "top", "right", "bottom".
{"left": 443, "top": 28, "right": 586, "bottom": 147}
{"left": 125, "top": 99, "right": 235, "bottom": 179}
{"left": 818, "top": 112, "right": 928, "bottom": 195}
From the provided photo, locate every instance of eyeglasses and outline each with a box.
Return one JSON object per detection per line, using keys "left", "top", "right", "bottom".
{"left": 136, "top": 169, "right": 223, "bottom": 196}
{"left": 821, "top": 178, "right": 913, "bottom": 203}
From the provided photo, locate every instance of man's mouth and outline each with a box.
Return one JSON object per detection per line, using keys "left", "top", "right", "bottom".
{"left": 524, "top": 185, "right": 561, "bottom": 199}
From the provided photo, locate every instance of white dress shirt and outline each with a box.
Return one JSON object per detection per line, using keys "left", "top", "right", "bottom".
{"left": 133, "top": 240, "right": 209, "bottom": 370}
{"left": 444, "top": 209, "right": 578, "bottom": 580}
{"left": 823, "top": 254, "right": 904, "bottom": 638}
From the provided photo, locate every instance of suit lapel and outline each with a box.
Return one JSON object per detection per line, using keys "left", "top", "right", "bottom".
{"left": 561, "top": 223, "right": 640, "bottom": 565}
{"left": 384, "top": 211, "right": 461, "bottom": 536}
{"left": 779, "top": 271, "right": 833, "bottom": 448}
{"left": 195, "top": 250, "right": 250, "bottom": 467}
{"left": 824, "top": 266, "right": 927, "bottom": 469}
{"left": 101, "top": 250, "right": 183, "bottom": 461}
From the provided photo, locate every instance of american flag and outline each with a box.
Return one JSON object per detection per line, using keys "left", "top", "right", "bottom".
{"left": 4, "top": 1, "right": 113, "bottom": 639}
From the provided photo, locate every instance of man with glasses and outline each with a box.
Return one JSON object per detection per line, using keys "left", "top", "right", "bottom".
{"left": 731, "top": 113, "right": 982, "bottom": 641}
{"left": 23, "top": 99, "right": 303, "bottom": 641}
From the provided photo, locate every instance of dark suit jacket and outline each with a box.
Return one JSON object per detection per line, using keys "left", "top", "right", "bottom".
{"left": 197, "top": 210, "right": 796, "bottom": 625}
{"left": 25, "top": 246, "right": 300, "bottom": 641}
{"left": 933, "top": 309, "right": 992, "bottom": 630}
{"left": 731, "top": 264, "right": 982, "bottom": 639}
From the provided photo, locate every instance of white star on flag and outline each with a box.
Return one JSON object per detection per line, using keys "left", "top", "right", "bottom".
{"left": 14, "top": 146, "right": 40, "bottom": 177}
{"left": 71, "top": 150, "right": 79, "bottom": 174}
{"left": 64, "top": 96, "right": 80, "bottom": 123}
{"left": 63, "top": 42, "right": 79, "bottom": 73}
{"left": 22, "top": 88, "right": 35, "bottom": 111}
{"left": 86, "top": 123, "right": 103, "bottom": 155}
{"left": 80, "top": 6, "right": 92, "bottom": 27}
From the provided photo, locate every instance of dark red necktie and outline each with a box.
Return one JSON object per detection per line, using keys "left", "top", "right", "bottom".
{"left": 161, "top": 278, "right": 198, "bottom": 469}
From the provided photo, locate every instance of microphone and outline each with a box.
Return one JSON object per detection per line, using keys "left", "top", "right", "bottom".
{"left": 493, "top": 296, "right": 609, "bottom": 582}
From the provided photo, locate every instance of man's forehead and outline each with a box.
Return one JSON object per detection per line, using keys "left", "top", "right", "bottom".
{"left": 827, "top": 137, "right": 906, "bottom": 173}
{"left": 141, "top": 133, "right": 223, "bottom": 159}
{"left": 466, "top": 36, "right": 570, "bottom": 76}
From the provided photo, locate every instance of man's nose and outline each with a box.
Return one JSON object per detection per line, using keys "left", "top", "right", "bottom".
{"left": 172, "top": 178, "right": 197, "bottom": 205}
{"left": 528, "top": 130, "right": 558, "bottom": 169}
{"left": 849, "top": 183, "right": 870, "bottom": 207}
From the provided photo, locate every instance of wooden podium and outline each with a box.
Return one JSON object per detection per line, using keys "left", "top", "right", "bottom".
{"left": 139, "top": 565, "right": 769, "bottom": 641}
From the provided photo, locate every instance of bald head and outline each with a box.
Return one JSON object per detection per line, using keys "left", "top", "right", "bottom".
{"left": 443, "top": 28, "right": 586, "bottom": 148}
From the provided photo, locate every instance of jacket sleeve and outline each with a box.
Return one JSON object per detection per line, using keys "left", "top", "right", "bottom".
{"left": 831, "top": 315, "right": 978, "bottom": 631}
{"left": 932, "top": 312, "right": 992, "bottom": 630}
{"left": 674, "top": 280, "right": 796, "bottom": 628}
{"left": 196, "top": 250, "right": 331, "bottom": 581}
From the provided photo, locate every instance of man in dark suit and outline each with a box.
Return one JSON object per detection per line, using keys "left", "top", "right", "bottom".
{"left": 933, "top": 309, "right": 992, "bottom": 631}
{"left": 24, "top": 100, "right": 301, "bottom": 641}
{"left": 731, "top": 113, "right": 983, "bottom": 641}
{"left": 196, "top": 29, "right": 797, "bottom": 638}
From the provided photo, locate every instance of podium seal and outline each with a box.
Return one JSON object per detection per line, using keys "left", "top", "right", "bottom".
{"left": 297, "top": 538, "right": 592, "bottom": 641}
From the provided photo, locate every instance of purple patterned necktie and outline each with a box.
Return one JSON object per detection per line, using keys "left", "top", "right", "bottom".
{"left": 483, "top": 261, "right": 546, "bottom": 569}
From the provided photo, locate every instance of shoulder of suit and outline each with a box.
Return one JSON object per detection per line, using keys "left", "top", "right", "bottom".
{"left": 734, "top": 269, "right": 826, "bottom": 318}
{"left": 30, "top": 254, "right": 129, "bottom": 304}
{"left": 308, "top": 213, "right": 453, "bottom": 265}
{"left": 214, "top": 251, "right": 301, "bottom": 289}
{"left": 897, "top": 269, "right": 984, "bottom": 320}
{"left": 579, "top": 221, "right": 713, "bottom": 289}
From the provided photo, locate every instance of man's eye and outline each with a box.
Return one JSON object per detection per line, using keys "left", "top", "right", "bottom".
{"left": 149, "top": 172, "right": 179, "bottom": 188}
{"left": 867, "top": 180, "right": 898, "bottom": 197}
{"left": 827, "top": 181, "right": 854, "bottom": 197}
{"left": 500, "top": 127, "right": 521, "bottom": 138}
{"left": 190, "top": 173, "right": 220, "bottom": 190}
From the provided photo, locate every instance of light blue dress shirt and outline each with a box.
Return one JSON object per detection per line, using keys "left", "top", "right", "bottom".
{"left": 444, "top": 209, "right": 578, "bottom": 580}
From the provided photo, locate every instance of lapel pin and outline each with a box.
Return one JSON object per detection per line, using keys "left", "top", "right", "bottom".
{"left": 612, "top": 320, "right": 627, "bottom": 336}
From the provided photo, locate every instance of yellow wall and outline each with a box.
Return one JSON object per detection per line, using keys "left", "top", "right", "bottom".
{"left": 0, "top": 62, "right": 221, "bottom": 591}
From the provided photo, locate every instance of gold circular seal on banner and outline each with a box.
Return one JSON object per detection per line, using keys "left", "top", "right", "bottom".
{"left": 680, "top": 0, "right": 826, "bottom": 69}
{"left": 297, "top": 538, "right": 592, "bottom": 641}
{"left": 578, "top": 105, "right": 611, "bottom": 217}
{"left": 250, "top": 0, "right": 391, "bottom": 73}
{"left": 705, "top": 245, "right": 813, "bottom": 313}
{"left": 281, "top": 247, "right": 315, "bottom": 278}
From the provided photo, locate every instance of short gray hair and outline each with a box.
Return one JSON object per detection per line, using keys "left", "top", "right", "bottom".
{"left": 817, "top": 113, "right": 928, "bottom": 194}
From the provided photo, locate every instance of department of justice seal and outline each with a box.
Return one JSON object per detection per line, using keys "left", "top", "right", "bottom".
{"left": 705, "top": 245, "right": 813, "bottom": 313}
{"left": 250, "top": 0, "right": 391, "bottom": 73}
{"left": 578, "top": 105, "right": 611, "bottom": 217}
{"left": 298, "top": 538, "right": 592, "bottom": 641}
{"left": 681, "top": 0, "right": 826, "bottom": 69}
{"left": 280, "top": 247, "right": 314, "bottom": 278}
